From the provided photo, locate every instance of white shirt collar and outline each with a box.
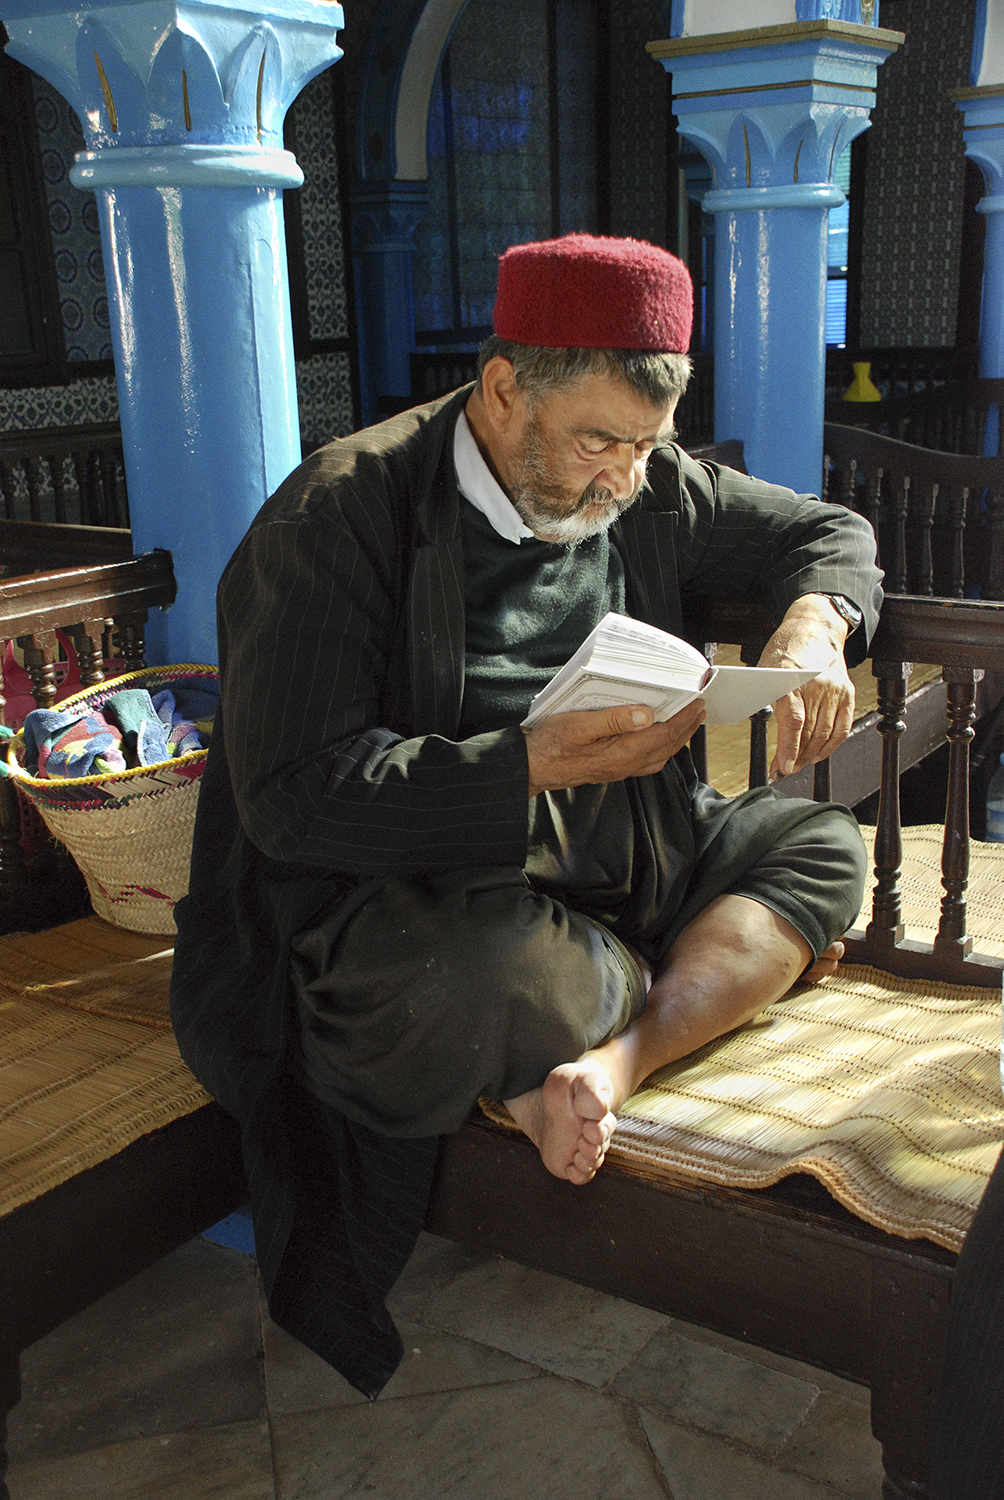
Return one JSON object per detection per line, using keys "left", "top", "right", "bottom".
{"left": 453, "top": 407, "right": 535, "bottom": 545}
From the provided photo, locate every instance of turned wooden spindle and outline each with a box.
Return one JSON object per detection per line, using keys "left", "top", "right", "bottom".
{"left": 23, "top": 631, "right": 60, "bottom": 710}
{"left": 889, "top": 473, "right": 910, "bottom": 596}
{"left": 813, "top": 758, "right": 832, "bottom": 802}
{"left": 865, "top": 658, "right": 912, "bottom": 947}
{"left": 914, "top": 479, "right": 937, "bottom": 596}
{"left": 118, "top": 615, "right": 148, "bottom": 674}
{"left": 75, "top": 618, "right": 111, "bottom": 686}
{"left": 935, "top": 669, "right": 982, "bottom": 958}
{"left": 948, "top": 487, "right": 967, "bottom": 598}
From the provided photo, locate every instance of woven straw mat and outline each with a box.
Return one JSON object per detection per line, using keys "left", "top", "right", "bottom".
{"left": 483, "top": 825, "right": 1004, "bottom": 1252}
{"left": 6, "top": 828, "right": 1004, "bottom": 1243}
{"left": 0, "top": 917, "right": 209, "bottom": 1218}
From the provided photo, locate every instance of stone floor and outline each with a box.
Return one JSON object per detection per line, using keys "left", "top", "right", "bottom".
{"left": 6, "top": 1221, "right": 887, "bottom": 1500}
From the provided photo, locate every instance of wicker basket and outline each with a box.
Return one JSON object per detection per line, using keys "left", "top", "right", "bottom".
{"left": 5, "top": 665, "right": 217, "bottom": 935}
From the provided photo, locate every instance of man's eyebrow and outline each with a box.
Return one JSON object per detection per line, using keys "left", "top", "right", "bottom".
{"left": 575, "top": 424, "right": 674, "bottom": 445}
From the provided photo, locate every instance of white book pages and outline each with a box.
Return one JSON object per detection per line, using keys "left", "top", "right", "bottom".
{"left": 522, "top": 611, "right": 819, "bottom": 729}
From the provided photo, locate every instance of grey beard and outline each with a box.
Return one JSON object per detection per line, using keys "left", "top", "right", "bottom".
{"left": 509, "top": 425, "right": 641, "bottom": 546}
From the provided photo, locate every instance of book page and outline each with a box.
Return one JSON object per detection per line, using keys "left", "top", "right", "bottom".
{"left": 700, "top": 665, "right": 819, "bottom": 725}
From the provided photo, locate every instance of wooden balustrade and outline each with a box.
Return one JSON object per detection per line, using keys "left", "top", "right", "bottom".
{"left": 823, "top": 423, "right": 1004, "bottom": 600}
{"left": 0, "top": 425, "right": 128, "bottom": 528}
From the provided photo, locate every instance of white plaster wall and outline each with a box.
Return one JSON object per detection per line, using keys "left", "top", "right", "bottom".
{"left": 975, "top": 0, "right": 1004, "bottom": 85}
{"left": 678, "top": 1, "right": 796, "bottom": 34}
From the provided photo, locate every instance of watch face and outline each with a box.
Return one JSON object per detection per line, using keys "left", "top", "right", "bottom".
{"left": 827, "top": 595, "right": 862, "bottom": 629}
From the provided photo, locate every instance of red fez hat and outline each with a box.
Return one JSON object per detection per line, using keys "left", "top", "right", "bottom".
{"left": 492, "top": 233, "right": 693, "bottom": 353}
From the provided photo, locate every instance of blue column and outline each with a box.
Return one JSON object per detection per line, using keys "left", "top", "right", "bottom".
{"left": 954, "top": 90, "right": 1004, "bottom": 381}
{"left": 349, "top": 181, "right": 429, "bottom": 427}
{"left": 651, "top": 21, "right": 901, "bottom": 495}
{"left": 1, "top": 0, "right": 344, "bottom": 665}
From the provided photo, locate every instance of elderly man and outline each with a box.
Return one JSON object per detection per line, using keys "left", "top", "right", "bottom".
{"left": 171, "top": 233, "right": 882, "bottom": 1396}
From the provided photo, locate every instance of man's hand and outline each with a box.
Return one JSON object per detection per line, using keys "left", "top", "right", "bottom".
{"left": 758, "top": 595, "right": 856, "bottom": 781}
{"left": 524, "top": 699, "right": 707, "bottom": 798}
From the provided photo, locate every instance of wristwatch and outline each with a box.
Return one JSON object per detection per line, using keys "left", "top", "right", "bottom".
{"left": 822, "top": 593, "right": 863, "bottom": 634}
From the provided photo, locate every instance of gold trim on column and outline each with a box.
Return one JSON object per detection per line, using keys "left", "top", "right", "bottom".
{"left": 93, "top": 52, "right": 118, "bottom": 134}
{"left": 951, "top": 84, "right": 1004, "bottom": 102}
{"left": 673, "top": 77, "right": 877, "bottom": 101}
{"left": 647, "top": 21, "right": 904, "bottom": 61}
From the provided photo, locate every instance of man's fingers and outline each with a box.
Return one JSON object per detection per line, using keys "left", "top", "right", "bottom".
{"left": 770, "top": 692, "right": 805, "bottom": 780}
{"left": 771, "top": 685, "right": 855, "bottom": 779}
{"left": 525, "top": 699, "right": 706, "bottom": 796}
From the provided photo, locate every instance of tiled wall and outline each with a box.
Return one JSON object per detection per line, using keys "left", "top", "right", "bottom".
{"left": 858, "top": 0, "right": 975, "bottom": 347}
{"left": 414, "top": 0, "right": 556, "bottom": 336}
{"left": 32, "top": 77, "right": 111, "bottom": 365}
{"left": 1, "top": 65, "right": 356, "bottom": 442}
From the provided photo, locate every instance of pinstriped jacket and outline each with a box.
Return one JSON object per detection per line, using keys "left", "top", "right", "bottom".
{"left": 170, "top": 385, "right": 882, "bottom": 1395}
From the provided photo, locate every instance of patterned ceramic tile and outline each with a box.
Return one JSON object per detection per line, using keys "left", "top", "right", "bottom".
{"left": 296, "top": 350, "right": 356, "bottom": 447}
{"left": 0, "top": 374, "right": 119, "bottom": 433}
{"left": 858, "top": 0, "right": 973, "bottom": 346}
{"left": 292, "top": 69, "right": 350, "bottom": 344}
{"left": 32, "top": 76, "right": 111, "bottom": 364}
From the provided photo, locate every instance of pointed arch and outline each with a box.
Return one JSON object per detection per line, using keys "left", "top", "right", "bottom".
{"left": 356, "top": 0, "right": 470, "bottom": 182}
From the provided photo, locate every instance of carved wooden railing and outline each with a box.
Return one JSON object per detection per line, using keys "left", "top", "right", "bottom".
{"left": 0, "top": 425, "right": 128, "bottom": 528}
{"left": 826, "top": 378, "right": 1004, "bottom": 456}
{"left": 822, "top": 422, "right": 1004, "bottom": 601}
{"left": 841, "top": 595, "right": 1004, "bottom": 988}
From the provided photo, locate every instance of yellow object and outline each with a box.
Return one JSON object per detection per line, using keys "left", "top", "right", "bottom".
{"left": 844, "top": 360, "right": 882, "bottom": 402}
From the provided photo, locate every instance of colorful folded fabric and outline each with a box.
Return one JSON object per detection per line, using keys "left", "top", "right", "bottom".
{"left": 21, "top": 676, "right": 221, "bottom": 779}
{"left": 23, "top": 707, "right": 127, "bottom": 779}
{"left": 101, "top": 689, "right": 169, "bottom": 767}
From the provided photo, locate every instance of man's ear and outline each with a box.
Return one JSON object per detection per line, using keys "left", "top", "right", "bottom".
{"left": 479, "top": 356, "right": 521, "bottom": 434}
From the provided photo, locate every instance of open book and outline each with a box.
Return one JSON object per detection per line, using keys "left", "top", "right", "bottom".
{"left": 521, "top": 612, "right": 819, "bottom": 729}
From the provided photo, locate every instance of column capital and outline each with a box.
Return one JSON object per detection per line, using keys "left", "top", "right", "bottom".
{"left": 348, "top": 179, "right": 429, "bottom": 253}
{"left": 2, "top": 0, "right": 343, "bottom": 151}
{"left": 649, "top": 21, "right": 903, "bottom": 194}
{"left": 953, "top": 86, "right": 1004, "bottom": 203}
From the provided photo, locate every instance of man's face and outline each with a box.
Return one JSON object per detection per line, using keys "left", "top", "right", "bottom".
{"left": 503, "top": 373, "right": 679, "bottom": 546}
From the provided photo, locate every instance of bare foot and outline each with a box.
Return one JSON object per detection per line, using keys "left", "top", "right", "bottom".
{"left": 505, "top": 1059, "right": 618, "bottom": 1185}
{"left": 801, "top": 940, "right": 844, "bottom": 985}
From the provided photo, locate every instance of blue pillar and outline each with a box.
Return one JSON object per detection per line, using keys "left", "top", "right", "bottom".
{"left": 955, "top": 100, "right": 1004, "bottom": 380}
{"left": 1, "top": 0, "right": 344, "bottom": 665}
{"left": 349, "top": 181, "right": 429, "bottom": 427}
{"left": 651, "top": 20, "right": 901, "bottom": 495}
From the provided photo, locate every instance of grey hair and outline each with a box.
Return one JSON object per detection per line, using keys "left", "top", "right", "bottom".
{"left": 476, "top": 335, "right": 692, "bottom": 411}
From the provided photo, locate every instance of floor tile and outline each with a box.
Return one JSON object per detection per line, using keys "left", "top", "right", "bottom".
{"left": 271, "top": 1377, "right": 671, "bottom": 1500}
{"left": 413, "top": 1253, "right": 669, "bottom": 1386}
{"left": 640, "top": 1411, "right": 845, "bottom": 1500}
{"left": 385, "top": 1230, "right": 491, "bottom": 1321}
{"left": 613, "top": 1321, "right": 818, "bottom": 1457}
{"left": 667, "top": 1315, "right": 871, "bottom": 1405}
{"left": 8, "top": 1239, "right": 266, "bottom": 1465}
{"left": 262, "top": 1307, "right": 540, "bottom": 1415}
{"left": 6, "top": 1418, "right": 275, "bottom": 1500}
{"left": 776, "top": 1389, "right": 886, "bottom": 1499}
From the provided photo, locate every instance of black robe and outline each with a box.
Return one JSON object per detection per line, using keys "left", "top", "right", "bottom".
{"left": 170, "top": 387, "right": 883, "bottom": 1395}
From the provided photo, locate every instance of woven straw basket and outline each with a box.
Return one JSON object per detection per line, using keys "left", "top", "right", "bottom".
{"left": 5, "top": 665, "right": 217, "bottom": 935}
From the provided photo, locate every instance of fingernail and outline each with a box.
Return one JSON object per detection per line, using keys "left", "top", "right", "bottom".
{"left": 782, "top": 759, "right": 795, "bottom": 776}
{"left": 631, "top": 709, "right": 649, "bottom": 725}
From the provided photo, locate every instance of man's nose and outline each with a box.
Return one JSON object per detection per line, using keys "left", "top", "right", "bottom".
{"left": 599, "top": 446, "right": 643, "bottom": 500}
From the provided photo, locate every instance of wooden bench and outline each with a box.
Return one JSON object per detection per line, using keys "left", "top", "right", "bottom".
{"left": 1, "top": 578, "right": 1003, "bottom": 1500}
